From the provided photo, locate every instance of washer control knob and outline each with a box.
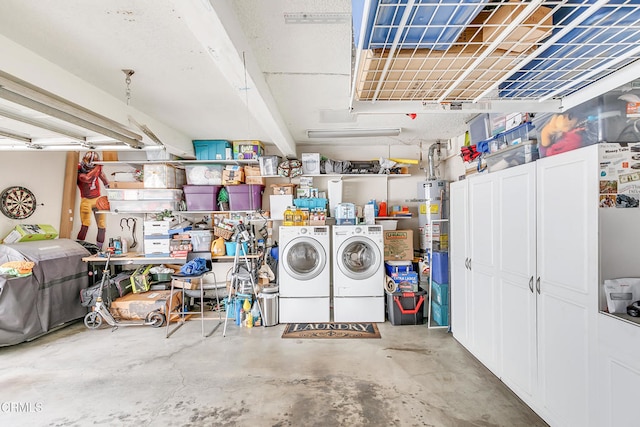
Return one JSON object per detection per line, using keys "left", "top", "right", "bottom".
{"left": 300, "top": 228, "right": 308, "bottom": 234}
{"left": 355, "top": 226, "right": 362, "bottom": 234}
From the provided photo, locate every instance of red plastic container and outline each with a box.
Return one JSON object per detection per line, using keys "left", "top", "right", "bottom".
{"left": 183, "top": 185, "right": 222, "bottom": 211}
{"left": 226, "top": 184, "right": 264, "bottom": 211}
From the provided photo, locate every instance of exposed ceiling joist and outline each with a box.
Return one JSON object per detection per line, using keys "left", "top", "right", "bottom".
{"left": 174, "top": 0, "right": 297, "bottom": 157}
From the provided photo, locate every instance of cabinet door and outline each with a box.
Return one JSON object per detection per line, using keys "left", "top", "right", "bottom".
{"left": 468, "top": 173, "right": 500, "bottom": 374}
{"left": 496, "top": 163, "right": 538, "bottom": 406}
{"left": 450, "top": 180, "right": 469, "bottom": 348}
{"left": 596, "top": 314, "right": 640, "bottom": 427}
{"left": 536, "top": 145, "right": 599, "bottom": 427}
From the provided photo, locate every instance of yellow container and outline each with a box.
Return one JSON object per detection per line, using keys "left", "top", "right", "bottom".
{"left": 283, "top": 206, "right": 295, "bottom": 226}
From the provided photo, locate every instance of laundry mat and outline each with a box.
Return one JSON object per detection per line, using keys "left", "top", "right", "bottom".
{"left": 281, "top": 322, "right": 380, "bottom": 339}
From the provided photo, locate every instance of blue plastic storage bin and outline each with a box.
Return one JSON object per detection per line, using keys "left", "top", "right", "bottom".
{"left": 431, "top": 251, "right": 449, "bottom": 285}
{"left": 355, "top": 0, "right": 488, "bottom": 50}
{"left": 193, "top": 140, "right": 232, "bottom": 161}
{"left": 293, "top": 198, "right": 328, "bottom": 209}
{"left": 431, "top": 300, "right": 449, "bottom": 326}
{"left": 431, "top": 281, "right": 448, "bottom": 306}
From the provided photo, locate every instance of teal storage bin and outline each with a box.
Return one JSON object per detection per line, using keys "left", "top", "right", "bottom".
{"left": 431, "top": 281, "right": 449, "bottom": 306}
{"left": 193, "top": 140, "right": 232, "bottom": 160}
{"left": 431, "top": 301, "right": 449, "bottom": 326}
{"left": 293, "top": 198, "right": 327, "bottom": 209}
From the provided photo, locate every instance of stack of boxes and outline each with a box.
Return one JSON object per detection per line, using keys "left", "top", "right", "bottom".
{"left": 143, "top": 220, "right": 171, "bottom": 257}
{"left": 430, "top": 251, "right": 449, "bottom": 326}
{"left": 190, "top": 139, "right": 265, "bottom": 213}
{"left": 385, "top": 261, "right": 424, "bottom": 325}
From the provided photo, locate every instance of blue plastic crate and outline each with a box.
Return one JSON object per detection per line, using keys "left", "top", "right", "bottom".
{"left": 193, "top": 140, "right": 232, "bottom": 161}
{"left": 293, "top": 198, "right": 327, "bottom": 209}
{"left": 431, "top": 300, "right": 449, "bottom": 326}
{"left": 385, "top": 261, "right": 413, "bottom": 276}
{"left": 431, "top": 251, "right": 449, "bottom": 285}
{"left": 431, "top": 281, "right": 448, "bottom": 306}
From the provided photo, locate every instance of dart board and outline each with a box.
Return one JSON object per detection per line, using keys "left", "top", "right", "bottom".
{"left": 1, "top": 186, "right": 37, "bottom": 219}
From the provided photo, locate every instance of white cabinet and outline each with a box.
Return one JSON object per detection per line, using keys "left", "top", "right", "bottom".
{"left": 496, "top": 162, "right": 537, "bottom": 407}
{"left": 449, "top": 180, "right": 469, "bottom": 348}
{"left": 450, "top": 145, "right": 599, "bottom": 427}
{"left": 596, "top": 314, "right": 640, "bottom": 427}
{"left": 468, "top": 173, "right": 500, "bottom": 375}
{"left": 535, "top": 143, "right": 599, "bottom": 427}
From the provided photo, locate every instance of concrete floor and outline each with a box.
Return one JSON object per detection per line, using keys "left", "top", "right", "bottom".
{"left": 0, "top": 318, "right": 547, "bottom": 427}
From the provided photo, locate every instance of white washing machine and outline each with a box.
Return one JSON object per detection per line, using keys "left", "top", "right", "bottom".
{"left": 332, "top": 225, "right": 385, "bottom": 322}
{"left": 278, "top": 225, "right": 331, "bottom": 322}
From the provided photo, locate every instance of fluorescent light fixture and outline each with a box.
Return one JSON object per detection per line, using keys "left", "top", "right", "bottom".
{"left": 0, "top": 144, "right": 165, "bottom": 152}
{"left": 0, "top": 70, "right": 144, "bottom": 148}
{"left": 306, "top": 128, "right": 401, "bottom": 138}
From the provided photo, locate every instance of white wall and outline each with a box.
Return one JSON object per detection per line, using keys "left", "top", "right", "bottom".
{"left": 0, "top": 152, "right": 66, "bottom": 239}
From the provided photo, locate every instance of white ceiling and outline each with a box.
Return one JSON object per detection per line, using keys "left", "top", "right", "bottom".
{"left": 1, "top": 1, "right": 639, "bottom": 157}
{"left": 0, "top": 0, "right": 472, "bottom": 157}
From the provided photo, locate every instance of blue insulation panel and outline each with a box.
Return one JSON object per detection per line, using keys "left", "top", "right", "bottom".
{"left": 355, "top": 0, "right": 488, "bottom": 50}
{"left": 500, "top": 0, "right": 640, "bottom": 99}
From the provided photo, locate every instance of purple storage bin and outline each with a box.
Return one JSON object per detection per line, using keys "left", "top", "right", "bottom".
{"left": 227, "top": 184, "right": 264, "bottom": 211}
{"left": 183, "top": 185, "right": 222, "bottom": 211}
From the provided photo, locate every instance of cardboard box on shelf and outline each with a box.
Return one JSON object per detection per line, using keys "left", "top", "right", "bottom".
{"left": 109, "top": 181, "right": 145, "bottom": 189}
{"left": 110, "top": 290, "right": 182, "bottom": 320}
{"left": 384, "top": 230, "right": 414, "bottom": 261}
{"left": 2, "top": 224, "right": 58, "bottom": 244}
{"left": 271, "top": 184, "right": 297, "bottom": 195}
{"left": 222, "top": 169, "right": 245, "bottom": 185}
{"left": 232, "top": 140, "right": 264, "bottom": 160}
{"left": 245, "top": 175, "right": 266, "bottom": 185}
{"left": 244, "top": 165, "right": 261, "bottom": 177}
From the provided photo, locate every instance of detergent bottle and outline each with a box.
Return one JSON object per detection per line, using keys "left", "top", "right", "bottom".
{"left": 378, "top": 200, "right": 388, "bottom": 217}
{"left": 293, "top": 207, "right": 304, "bottom": 226}
{"left": 283, "top": 206, "right": 294, "bottom": 226}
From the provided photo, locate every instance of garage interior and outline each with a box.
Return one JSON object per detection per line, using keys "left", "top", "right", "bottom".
{"left": 1, "top": 1, "right": 640, "bottom": 426}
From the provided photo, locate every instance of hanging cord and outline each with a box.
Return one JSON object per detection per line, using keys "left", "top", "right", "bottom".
{"left": 122, "top": 69, "right": 135, "bottom": 105}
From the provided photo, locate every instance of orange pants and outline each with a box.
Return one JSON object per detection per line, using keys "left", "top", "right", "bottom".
{"left": 79, "top": 197, "right": 106, "bottom": 229}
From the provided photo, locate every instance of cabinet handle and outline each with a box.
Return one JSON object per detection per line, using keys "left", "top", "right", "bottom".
{"left": 529, "top": 276, "right": 534, "bottom": 293}
{"left": 468, "top": 258, "right": 471, "bottom": 270}
{"left": 465, "top": 258, "right": 469, "bottom": 269}
{"left": 536, "top": 277, "right": 541, "bottom": 294}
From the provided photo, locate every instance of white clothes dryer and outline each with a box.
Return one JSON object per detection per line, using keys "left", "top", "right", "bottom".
{"left": 332, "top": 225, "right": 385, "bottom": 322}
{"left": 278, "top": 225, "right": 331, "bottom": 322}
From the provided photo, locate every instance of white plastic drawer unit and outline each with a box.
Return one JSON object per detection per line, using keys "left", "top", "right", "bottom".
{"left": 143, "top": 236, "right": 171, "bottom": 255}
{"left": 143, "top": 220, "right": 171, "bottom": 236}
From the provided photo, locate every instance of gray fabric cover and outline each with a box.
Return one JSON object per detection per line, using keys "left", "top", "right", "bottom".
{"left": 0, "top": 239, "right": 90, "bottom": 347}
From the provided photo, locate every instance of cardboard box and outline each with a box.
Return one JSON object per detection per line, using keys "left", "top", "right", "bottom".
{"left": 271, "top": 184, "right": 297, "bottom": 195}
{"left": 171, "top": 276, "right": 202, "bottom": 290}
{"left": 222, "top": 169, "right": 245, "bottom": 185}
{"left": 482, "top": 2, "right": 553, "bottom": 53}
{"left": 245, "top": 175, "right": 266, "bottom": 185}
{"left": 243, "top": 165, "right": 261, "bottom": 177}
{"left": 3, "top": 224, "right": 58, "bottom": 244}
{"left": 108, "top": 181, "right": 145, "bottom": 189}
{"left": 233, "top": 140, "right": 264, "bottom": 160}
{"left": 110, "top": 290, "right": 182, "bottom": 320}
{"left": 384, "top": 230, "right": 414, "bottom": 261}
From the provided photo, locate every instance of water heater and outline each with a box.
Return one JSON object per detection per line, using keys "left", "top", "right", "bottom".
{"left": 417, "top": 179, "right": 449, "bottom": 252}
